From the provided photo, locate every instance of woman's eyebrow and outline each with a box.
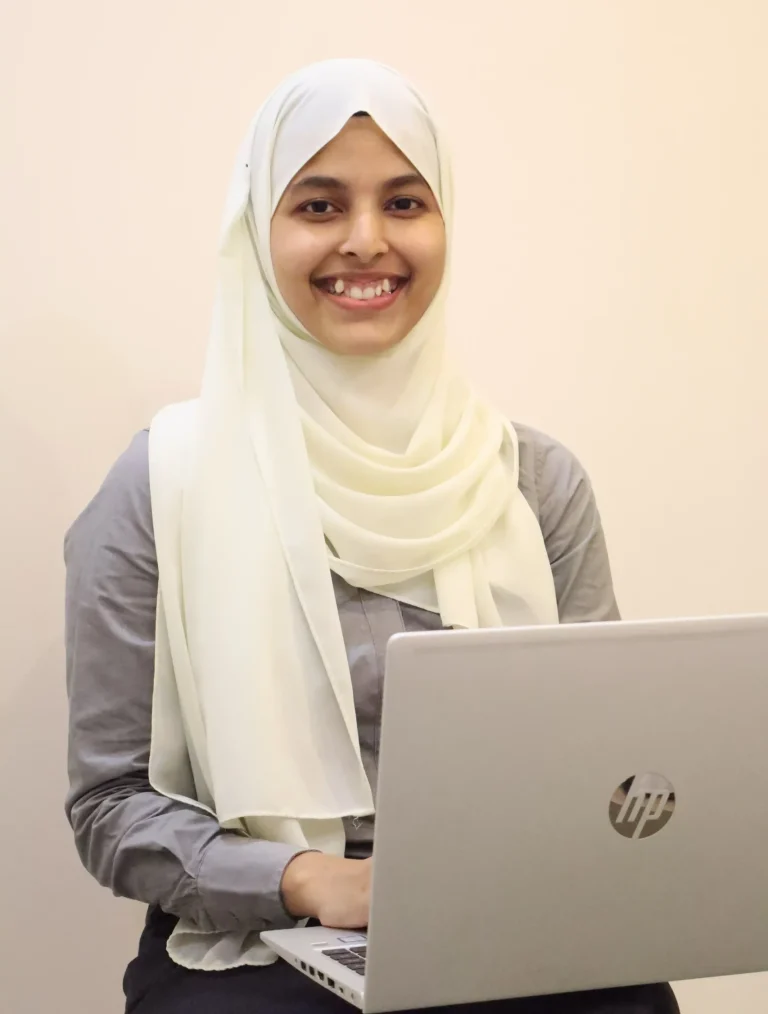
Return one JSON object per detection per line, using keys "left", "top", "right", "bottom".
{"left": 290, "top": 172, "right": 428, "bottom": 193}
{"left": 383, "top": 173, "right": 427, "bottom": 190}
{"left": 292, "top": 175, "right": 347, "bottom": 192}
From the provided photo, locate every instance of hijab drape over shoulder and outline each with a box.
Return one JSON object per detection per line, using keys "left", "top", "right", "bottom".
{"left": 148, "top": 58, "right": 558, "bottom": 970}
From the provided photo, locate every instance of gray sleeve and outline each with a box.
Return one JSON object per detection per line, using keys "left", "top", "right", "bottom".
{"left": 64, "top": 430, "right": 304, "bottom": 934}
{"left": 534, "top": 435, "right": 621, "bottom": 624}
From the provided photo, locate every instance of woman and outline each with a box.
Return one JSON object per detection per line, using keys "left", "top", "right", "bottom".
{"left": 64, "top": 59, "right": 679, "bottom": 1013}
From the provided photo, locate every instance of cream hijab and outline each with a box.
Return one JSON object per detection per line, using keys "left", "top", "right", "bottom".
{"left": 148, "top": 58, "right": 558, "bottom": 970}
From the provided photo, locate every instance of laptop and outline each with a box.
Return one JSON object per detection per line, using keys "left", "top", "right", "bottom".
{"left": 262, "top": 614, "right": 768, "bottom": 1013}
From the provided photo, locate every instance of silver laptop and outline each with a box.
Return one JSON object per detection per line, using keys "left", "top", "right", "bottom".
{"left": 262, "top": 614, "right": 768, "bottom": 1013}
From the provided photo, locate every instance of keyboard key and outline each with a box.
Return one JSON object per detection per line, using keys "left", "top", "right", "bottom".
{"left": 322, "top": 947, "right": 367, "bottom": 976}
{"left": 326, "top": 954, "right": 355, "bottom": 965}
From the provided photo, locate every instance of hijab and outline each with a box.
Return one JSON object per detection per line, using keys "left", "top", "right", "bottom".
{"left": 148, "top": 58, "right": 558, "bottom": 970}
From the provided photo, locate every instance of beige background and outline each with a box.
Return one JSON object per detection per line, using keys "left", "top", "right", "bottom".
{"left": 2, "top": 1, "right": 766, "bottom": 1011}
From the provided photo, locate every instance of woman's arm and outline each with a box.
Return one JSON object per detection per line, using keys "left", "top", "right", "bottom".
{"left": 64, "top": 431, "right": 305, "bottom": 934}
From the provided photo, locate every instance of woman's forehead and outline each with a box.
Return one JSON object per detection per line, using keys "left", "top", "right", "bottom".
{"left": 296, "top": 118, "right": 418, "bottom": 182}
{"left": 272, "top": 115, "right": 440, "bottom": 213}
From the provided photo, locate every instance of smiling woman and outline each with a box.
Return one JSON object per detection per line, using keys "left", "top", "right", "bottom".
{"left": 271, "top": 116, "right": 446, "bottom": 354}
{"left": 63, "top": 58, "right": 679, "bottom": 1014}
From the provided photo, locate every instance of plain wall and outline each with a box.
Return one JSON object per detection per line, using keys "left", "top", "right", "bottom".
{"left": 2, "top": 1, "right": 766, "bottom": 1011}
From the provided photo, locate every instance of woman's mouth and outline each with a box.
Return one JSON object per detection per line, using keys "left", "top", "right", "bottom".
{"left": 312, "top": 275, "right": 408, "bottom": 311}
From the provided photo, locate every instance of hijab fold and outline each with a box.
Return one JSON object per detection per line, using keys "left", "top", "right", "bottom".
{"left": 148, "top": 58, "right": 558, "bottom": 971}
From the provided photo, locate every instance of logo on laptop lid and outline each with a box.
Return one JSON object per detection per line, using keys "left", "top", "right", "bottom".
{"left": 609, "top": 773, "right": 675, "bottom": 839}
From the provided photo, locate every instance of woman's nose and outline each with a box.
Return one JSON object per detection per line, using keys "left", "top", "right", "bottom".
{"left": 338, "top": 211, "right": 388, "bottom": 263}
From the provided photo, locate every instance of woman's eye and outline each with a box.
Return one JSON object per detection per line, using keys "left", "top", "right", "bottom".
{"left": 302, "top": 200, "right": 336, "bottom": 216}
{"left": 388, "top": 197, "right": 422, "bottom": 213}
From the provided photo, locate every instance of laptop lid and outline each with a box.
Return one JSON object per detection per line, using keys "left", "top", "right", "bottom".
{"left": 363, "top": 615, "right": 768, "bottom": 1013}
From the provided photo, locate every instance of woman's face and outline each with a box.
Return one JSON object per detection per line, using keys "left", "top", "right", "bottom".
{"left": 271, "top": 116, "right": 446, "bottom": 355}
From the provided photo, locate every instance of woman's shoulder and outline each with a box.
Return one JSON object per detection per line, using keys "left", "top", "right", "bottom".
{"left": 94, "top": 428, "right": 152, "bottom": 511}
{"left": 513, "top": 420, "right": 579, "bottom": 463}
{"left": 64, "top": 429, "right": 153, "bottom": 560}
{"left": 512, "top": 422, "right": 619, "bottom": 622}
{"left": 113, "top": 427, "right": 151, "bottom": 481}
{"left": 512, "top": 420, "right": 593, "bottom": 518}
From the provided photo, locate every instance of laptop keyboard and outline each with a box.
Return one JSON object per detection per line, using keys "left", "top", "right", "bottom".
{"left": 322, "top": 945, "right": 367, "bottom": 976}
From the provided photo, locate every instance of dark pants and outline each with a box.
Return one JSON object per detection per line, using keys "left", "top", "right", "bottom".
{"left": 124, "top": 908, "right": 680, "bottom": 1014}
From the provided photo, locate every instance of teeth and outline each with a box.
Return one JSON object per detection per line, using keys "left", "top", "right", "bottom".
{"left": 324, "top": 278, "right": 399, "bottom": 299}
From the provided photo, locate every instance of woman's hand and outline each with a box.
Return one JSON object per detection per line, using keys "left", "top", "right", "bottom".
{"left": 281, "top": 852, "right": 372, "bottom": 929}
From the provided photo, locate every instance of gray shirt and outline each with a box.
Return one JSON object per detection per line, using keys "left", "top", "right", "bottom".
{"left": 64, "top": 423, "right": 619, "bottom": 937}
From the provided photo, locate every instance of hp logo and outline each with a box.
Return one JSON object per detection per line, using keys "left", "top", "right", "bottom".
{"left": 609, "top": 773, "right": 675, "bottom": 840}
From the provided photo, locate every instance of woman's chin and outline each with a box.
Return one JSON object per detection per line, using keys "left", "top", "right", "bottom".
{"left": 314, "top": 324, "right": 408, "bottom": 356}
